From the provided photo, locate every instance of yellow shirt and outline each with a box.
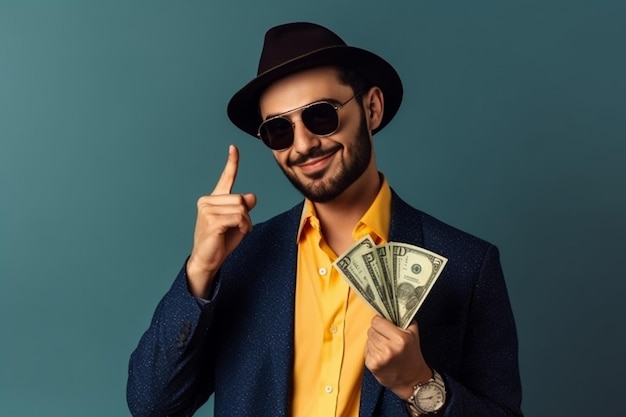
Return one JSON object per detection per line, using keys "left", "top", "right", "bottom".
{"left": 292, "top": 177, "right": 392, "bottom": 417}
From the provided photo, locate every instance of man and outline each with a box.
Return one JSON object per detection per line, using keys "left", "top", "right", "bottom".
{"left": 127, "top": 22, "right": 523, "bottom": 417}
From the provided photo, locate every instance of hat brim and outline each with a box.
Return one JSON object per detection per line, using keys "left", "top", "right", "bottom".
{"left": 227, "top": 45, "right": 403, "bottom": 139}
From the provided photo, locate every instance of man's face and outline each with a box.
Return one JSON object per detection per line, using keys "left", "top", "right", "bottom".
{"left": 259, "top": 67, "right": 374, "bottom": 203}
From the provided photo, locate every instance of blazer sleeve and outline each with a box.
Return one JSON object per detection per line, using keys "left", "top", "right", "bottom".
{"left": 441, "top": 244, "right": 523, "bottom": 416}
{"left": 127, "top": 264, "right": 221, "bottom": 417}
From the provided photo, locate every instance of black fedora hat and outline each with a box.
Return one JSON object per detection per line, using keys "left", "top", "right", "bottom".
{"left": 227, "top": 22, "right": 403, "bottom": 139}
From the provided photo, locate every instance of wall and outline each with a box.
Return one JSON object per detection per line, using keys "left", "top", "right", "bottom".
{"left": 1, "top": 1, "right": 624, "bottom": 415}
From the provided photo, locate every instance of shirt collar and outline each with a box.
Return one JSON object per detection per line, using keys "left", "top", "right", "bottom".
{"left": 297, "top": 174, "right": 392, "bottom": 245}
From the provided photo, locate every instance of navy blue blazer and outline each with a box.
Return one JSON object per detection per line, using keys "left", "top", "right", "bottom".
{"left": 127, "top": 191, "right": 523, "bottom": 416}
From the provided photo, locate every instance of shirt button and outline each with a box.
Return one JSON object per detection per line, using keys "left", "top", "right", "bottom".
{"left": 319, "top": 267, "right": 327, "bottom": 276}
{"left": 325, "top": 385, "right": 333, "bottom": 393}
{"left": 329, "top": 326, "right": 338, "bottom": 334}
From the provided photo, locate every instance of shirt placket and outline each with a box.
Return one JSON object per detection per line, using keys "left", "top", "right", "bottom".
{"left": 315, "top": 233, "right": 348, "bottom": 416}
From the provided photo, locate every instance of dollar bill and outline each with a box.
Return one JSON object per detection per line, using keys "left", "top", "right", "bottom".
{"left": 333, "top": 237, "right": 448, "bottom": 329}
{"left": 375, "top": 244, "right": 397, "bottom": 323}
{"left": 333, "top": 235, "right": 394, "bottom": 321}
{"left": 392, "top": 242, "right": 447, "bottom": 329}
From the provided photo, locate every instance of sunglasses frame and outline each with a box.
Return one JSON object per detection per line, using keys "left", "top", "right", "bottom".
{"left": 257, "top": 91, "right": 362, "bottom": 150}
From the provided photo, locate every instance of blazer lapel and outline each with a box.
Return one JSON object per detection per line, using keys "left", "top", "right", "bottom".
{"left": 271, "top": 204, "right": 302, "bottom": 414}
{"left": 359, "top": 369, "right": 385, "bottom": 417}
{"left": 358, "top": 191, "right": 425, "bottom": 416}
{"left": 388, "top": 190, "right": 425, "bottom": 246}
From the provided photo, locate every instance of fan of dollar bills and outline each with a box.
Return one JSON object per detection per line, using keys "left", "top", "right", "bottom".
{"left": 333, "top": 235, "right": 448, "bottom": 329}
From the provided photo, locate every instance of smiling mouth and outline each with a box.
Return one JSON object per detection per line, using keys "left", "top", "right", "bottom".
{"left": 299, "top": 153, "right": 333, "bottom": 167}
{"left": 290, "top": 145, "right": 341, "bottom": 167}
{"left": 294, "top": 149, "right": 339, "bottom": 174}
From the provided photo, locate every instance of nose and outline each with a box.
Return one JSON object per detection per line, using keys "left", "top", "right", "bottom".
{"left": 291, "top": 117, "right": 322, "bottom": 154}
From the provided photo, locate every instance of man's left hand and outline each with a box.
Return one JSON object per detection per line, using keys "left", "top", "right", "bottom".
{"left": 365, "top": 316, "right": 433, "bottom": 399}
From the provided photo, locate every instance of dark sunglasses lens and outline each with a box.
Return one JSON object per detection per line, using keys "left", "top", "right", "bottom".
{"left": 302, "top": 103, "right": 339, "bottom": 136}
{"left": 260, "top": 117, "right": 294, "bottom": 150}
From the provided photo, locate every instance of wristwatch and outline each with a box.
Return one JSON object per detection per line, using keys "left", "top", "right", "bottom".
{"left": 406, "top": 370, "right": 446, "bottom": 416}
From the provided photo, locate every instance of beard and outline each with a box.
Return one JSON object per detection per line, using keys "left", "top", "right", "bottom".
{"left": 276, "top": 110, "right": 372, "bottom": 203}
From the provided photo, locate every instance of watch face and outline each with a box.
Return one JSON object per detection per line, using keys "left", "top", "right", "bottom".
{"left": 416, "top": 383, "right": 445, "bottom": 412}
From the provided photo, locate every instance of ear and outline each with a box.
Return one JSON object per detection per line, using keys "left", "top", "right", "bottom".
{"left": 362, "top": 86, "right": 384, "bottom": 131}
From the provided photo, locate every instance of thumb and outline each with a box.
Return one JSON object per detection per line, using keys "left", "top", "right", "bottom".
{"left": 243, "top": 193, "right": 257, "bottom": 211}
{"left": 406, "top": 320, "right": 419, "bottom": 335}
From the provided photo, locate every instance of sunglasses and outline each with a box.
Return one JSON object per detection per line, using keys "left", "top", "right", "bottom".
{"left": 257, "top": 91, "right": 362, "bottom": 150}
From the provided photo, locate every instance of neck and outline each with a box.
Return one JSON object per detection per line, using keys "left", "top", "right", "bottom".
{"left": 313, "top": 166, "right": 381, "bottom": 254}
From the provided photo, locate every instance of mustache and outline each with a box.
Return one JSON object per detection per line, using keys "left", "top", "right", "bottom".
{"left": 287, "top": 144, "right": 342, "bottom": 166}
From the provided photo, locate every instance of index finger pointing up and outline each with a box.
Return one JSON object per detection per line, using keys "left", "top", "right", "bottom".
{"left": 212, "top": 145, "right": 239, "bottom": 195}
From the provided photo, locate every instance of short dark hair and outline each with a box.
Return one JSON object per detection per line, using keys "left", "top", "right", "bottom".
{"left": 335, "top": 66, "right": 373, "bottom": 102}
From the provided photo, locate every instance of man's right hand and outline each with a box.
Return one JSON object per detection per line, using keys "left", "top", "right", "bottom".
{"left": 186, "top": 145, "right": 257, "bottom": 298}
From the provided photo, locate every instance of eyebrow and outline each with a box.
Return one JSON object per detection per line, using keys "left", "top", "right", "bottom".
{"left": 263, "top": 97, "right": 340, "bottom": 120}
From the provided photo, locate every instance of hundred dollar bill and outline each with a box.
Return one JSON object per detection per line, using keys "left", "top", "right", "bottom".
{"left": 391, "top": 243, "right": 447, "bottom": 329}
{"left": 333, "top": 235, "right": 393, "bottom": 321}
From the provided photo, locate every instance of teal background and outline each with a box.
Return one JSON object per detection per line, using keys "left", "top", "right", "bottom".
{"left": 1, "top": 1, "right": 624, "bottom": 416}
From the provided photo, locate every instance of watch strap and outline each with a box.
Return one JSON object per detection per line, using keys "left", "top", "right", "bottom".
{"left": 406, "top": 370, "right": 446, "bottom": 415}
